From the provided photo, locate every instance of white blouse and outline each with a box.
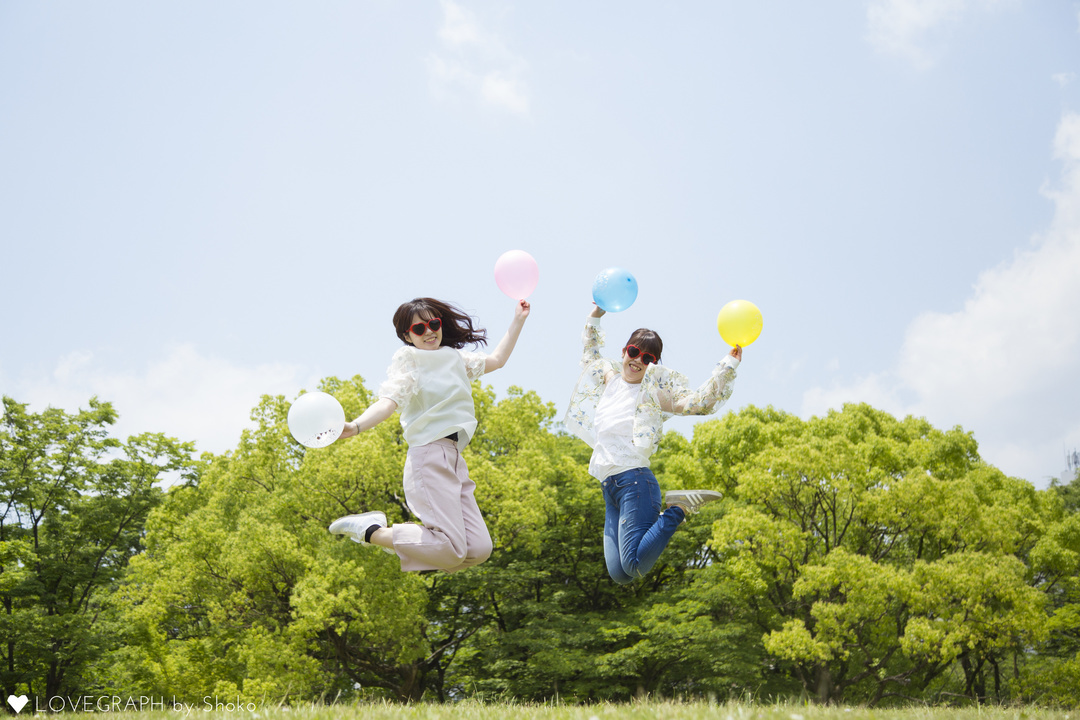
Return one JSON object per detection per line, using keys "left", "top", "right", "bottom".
{"left": 564, "top": 316, "right": 739, "bottom": 469}
{"left": 377, "top": 345, "right": 487, "bottom": 449}
{"left": 590, "top": 375, "right": 648, "bottom": 480}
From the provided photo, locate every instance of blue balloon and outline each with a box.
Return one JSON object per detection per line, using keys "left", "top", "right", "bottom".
{"left": 592, "top": 267, "right": 638, "bottom": 312}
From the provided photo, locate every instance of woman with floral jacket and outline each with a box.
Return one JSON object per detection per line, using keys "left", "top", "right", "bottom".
{"left": 564, "top": 304, "right": 741, "bottom": 584}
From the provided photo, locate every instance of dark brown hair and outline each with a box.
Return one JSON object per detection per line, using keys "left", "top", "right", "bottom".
{"left": 393, "top": 298, "right": 488, "bottom": 349}
{"left": 624, "top": 328, "right": 663, "bottom": 363}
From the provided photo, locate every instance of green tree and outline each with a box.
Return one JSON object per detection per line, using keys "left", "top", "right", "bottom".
{"left": 701, "top": 403, "right": 1054, "bottom": 705}
{"left": 107, "top": 377, "right": 430, "bottom": 702}
{"left": 1021, "top": 478, "right": 1080, "bottom": 706}
{"left": 0, "top": 396, "right": 196, "bottom": 702}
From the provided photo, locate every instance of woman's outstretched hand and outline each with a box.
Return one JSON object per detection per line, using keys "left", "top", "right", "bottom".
{"left": 515, "top": 299, "right": 531, "bottom": 321}
{"left": 730, "top": 345, "right": 743, "bottom": 361}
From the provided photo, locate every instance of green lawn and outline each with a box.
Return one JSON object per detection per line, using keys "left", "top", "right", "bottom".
{"left": 109, "top": 700, "right": 1074, "bottom": 720}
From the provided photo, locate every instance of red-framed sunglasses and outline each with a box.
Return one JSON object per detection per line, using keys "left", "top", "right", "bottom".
{"left": 624, "top": 344, "right": 657, "bottom": 366}
{"left": 409, "top": 318, "right": 442, "bottom": 336}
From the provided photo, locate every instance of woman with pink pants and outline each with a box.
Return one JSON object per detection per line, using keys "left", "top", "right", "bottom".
{"left": 329, "top": 296, "right": 530, "bottom": 573}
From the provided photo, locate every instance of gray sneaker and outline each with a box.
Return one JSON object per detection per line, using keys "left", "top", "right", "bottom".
{"left": 665, "top": 489, "right": 722, "bottom": 514}
{"left": 329, "top": 511, "right": 393, "bottom": 553}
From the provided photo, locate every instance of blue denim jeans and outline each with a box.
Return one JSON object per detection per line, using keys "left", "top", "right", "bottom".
{"left": 601, "top": 467, "right": 686, "bottom": 584}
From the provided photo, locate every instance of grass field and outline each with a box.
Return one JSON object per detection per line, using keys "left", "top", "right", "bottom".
{"left": 108, "top": 700, "right": 1074, "bottom": 720}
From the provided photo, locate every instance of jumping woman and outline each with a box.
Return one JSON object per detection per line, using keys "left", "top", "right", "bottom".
{"left": 564, "top": 304, "right": 741, "bottom": 584}
{"left": 329, "top": 297, "right": 530, "bottom": 573}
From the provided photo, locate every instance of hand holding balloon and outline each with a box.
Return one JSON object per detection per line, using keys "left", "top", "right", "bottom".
{"left": 514, "top": 298, "right": 532, "bottom": 324}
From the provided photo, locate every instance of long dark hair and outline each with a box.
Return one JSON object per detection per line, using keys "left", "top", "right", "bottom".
{"left": 393, "top": 298, "right": 488, "bottom": 349}
{"left": 624, "top": 328, "right": 663, "bottom": 364}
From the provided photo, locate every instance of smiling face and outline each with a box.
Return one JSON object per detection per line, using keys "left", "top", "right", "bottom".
{"left": 620, "top": 345, "right": 658, "bottom": 384}
{"left": 404, "top": 312, "right": 443, "bottom": 350}
{"left": 620, "top": 329, "right": 663, "bottom": 384}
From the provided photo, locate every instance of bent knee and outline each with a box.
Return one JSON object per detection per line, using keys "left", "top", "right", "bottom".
{"left": 467, "top": 538, "right": 493, "bottom": 565}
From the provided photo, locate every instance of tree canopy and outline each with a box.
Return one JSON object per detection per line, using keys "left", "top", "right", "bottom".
{"left": 1, "top": 396, "right": 197, "bottom": 702}
{"left": 4, "top": 385, "right": 1080, "bottom": 708}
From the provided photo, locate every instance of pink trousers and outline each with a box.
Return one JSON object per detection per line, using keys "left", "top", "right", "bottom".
{"left": 391, "top": 437, "right": 493, "bottom": 573}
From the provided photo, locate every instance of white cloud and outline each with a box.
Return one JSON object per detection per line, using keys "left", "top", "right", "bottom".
{"left": 427, "top": 0, "right": 531, "bottom": 116}
{"left": 803, "top": 113, "right": 1080, "bottom": 487}
{"left": 481, "top": 72, "right": 529, "bottom": 115}
{"left": 1053, "top": 72, "right": 1076, "bottom": 88}
{"left": 865, "top": 0, "right": 1020, "bottom": 69}
{"left": 13, "top": 344, "right": 315, "bottom": 456}
{"left": 438, "top": 0, "right": 483, "bottom": 48}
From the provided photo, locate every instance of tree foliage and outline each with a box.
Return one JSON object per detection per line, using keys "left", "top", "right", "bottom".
{"left": 103, "top": 377, "right": 430, "bottom": 702}
{"left": 0, "top": 396, "right": 197, "bottom": 702}
{"left": 701, "top": 404, "right": 1067, "bottom": 705}
{"left": 107, "top": 393, "right": 1080, "bottom": 707}
{"left": 7, "top": 385, "right": 1080, "bottom": 708}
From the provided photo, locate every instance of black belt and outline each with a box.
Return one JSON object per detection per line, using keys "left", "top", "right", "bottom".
{"left": 444, "top": 432, "right": 459, "bottom": 442}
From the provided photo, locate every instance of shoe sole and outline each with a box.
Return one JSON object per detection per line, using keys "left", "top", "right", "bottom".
{"left": 328, "top": 513, "right": 394, "bottom": 555}
{"left": 665, "top": 490, "right": 722, "bottom": 514}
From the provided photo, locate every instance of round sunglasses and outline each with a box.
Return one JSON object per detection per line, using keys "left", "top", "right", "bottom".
{"left": 624, "top": 344, "right": 657, "bottom": 366}
{"left": 409, "top": 318, "right": 442, "bottom": 336}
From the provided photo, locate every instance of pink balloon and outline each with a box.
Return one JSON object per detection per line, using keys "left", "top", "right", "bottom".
{"left": 493, "top": 250, "right": 539, "bottom": 299}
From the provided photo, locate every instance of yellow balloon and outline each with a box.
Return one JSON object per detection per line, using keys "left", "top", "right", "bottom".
{"left": 716, "top": 300, "right": 763, "bottom": 347}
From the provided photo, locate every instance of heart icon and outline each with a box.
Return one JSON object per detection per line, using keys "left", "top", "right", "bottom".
{"left": 7, "top": 695, "right": 29, "bottom": 714}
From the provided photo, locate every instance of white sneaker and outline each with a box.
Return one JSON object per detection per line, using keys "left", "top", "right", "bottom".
{"left": 664, "top": 489, "right": 722, "bottom": 514}
{"left": 329, "top": 511, "right": 393, "bottom": 553}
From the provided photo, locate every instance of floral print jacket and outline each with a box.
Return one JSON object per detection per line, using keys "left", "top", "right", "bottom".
{"left": 563, "top": 317, "right": 739, "bottom": 456}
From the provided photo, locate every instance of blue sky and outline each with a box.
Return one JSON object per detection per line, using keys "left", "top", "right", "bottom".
{"left": 2, "top": 1, "right": 1079, "bottom": 488}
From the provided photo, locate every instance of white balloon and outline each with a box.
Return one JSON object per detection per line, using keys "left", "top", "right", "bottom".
{"left": 287, "top": 391, "right": 346, "bottom": 448}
